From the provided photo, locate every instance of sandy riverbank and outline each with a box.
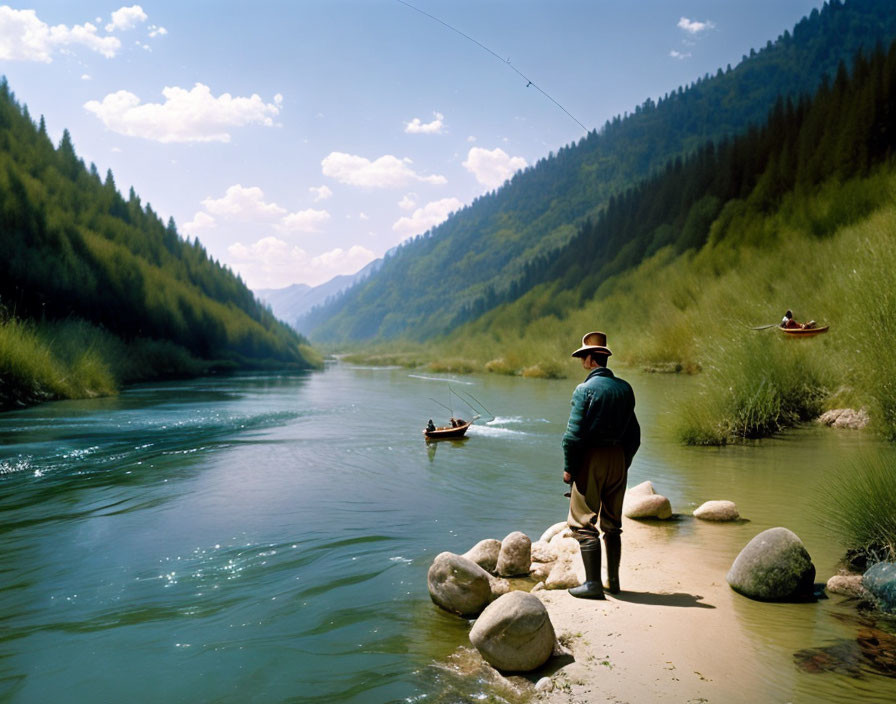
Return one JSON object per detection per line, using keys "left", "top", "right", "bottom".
{"left": 525, "top": 514, "right": 886, "bottom": 704}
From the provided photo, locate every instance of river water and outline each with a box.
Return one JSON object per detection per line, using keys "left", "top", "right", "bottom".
{"left": 0, "top": 363, "right": 894, "bottom": 703}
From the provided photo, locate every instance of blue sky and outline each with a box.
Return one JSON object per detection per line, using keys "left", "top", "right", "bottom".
{"left": 1, "top": 1, "right": 823, "bottom": 289}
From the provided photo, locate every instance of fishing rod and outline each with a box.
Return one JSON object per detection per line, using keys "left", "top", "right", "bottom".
{"left": 452, "top": 387, "right": 494, "bottom": 421}
{"left": 395, "top": 0, "right": 588, "bottom": 133}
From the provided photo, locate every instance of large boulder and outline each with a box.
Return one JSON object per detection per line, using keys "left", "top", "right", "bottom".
{"left": 428, "top": 552, "right": 493, "bottom": 617}
{"left": 863, "top": 562, "right": 896, "bottom": 614}
{"left": 693, "top": 500, "right": 740, "bottom": 522}
{"left": 624, "top": 493, "right": 672, "bottom": 519}
{"left": 463, "top": 539, "right": 502, "bottom": 573}
{"left": 469, "top": 591, "right": 556, "bottom": 672}
{"left": 496, "top": 531, "right": 531, "bottom": 577}
{"left": 627, "top": 480, "right": 656, "bottom": 497}
{"left": 530, "top": 561, "right": 553, "bottom": 582}
{"left": 726, "top": 527, "right": 816, "bottom": 601}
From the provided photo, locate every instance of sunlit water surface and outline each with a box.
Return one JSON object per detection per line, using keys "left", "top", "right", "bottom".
{"left": 1, "top": 364, "right": 894, "bottom": 703}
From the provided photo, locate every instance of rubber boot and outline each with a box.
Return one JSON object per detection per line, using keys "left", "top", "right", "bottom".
{"left": 568, "top": 541, "right": 605, "bottom": 599}
{"left": 604, "top": 534, "right": 621, "bottom": 594}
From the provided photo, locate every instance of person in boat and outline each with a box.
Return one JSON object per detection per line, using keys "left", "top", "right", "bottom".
{"left": 427, "top": 419, "right": 436, "bottom": 433}
{"left": 562, "top": 331, "right": 640, "bottom": 600}
{"left": 781, "top": 310, "right": 816, "bottom": 330}
{"left": 454, "top": 417, "right": 465, "bottom": 426}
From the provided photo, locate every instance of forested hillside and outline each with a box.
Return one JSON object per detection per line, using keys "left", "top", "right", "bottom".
{"left": 0, "top": 80, "right": 319, "bottom": 408}
{"left": 304, "top": 0, "right": 896, "bottom": 342}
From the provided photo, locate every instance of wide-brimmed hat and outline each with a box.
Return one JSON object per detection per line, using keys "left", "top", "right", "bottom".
{"left": 571, "top": 331, "right": 612, "bottom": 358}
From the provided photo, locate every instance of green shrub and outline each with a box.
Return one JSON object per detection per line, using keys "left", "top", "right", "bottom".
{"left": 824, "top": 449, "right": 896, "bottom": 564}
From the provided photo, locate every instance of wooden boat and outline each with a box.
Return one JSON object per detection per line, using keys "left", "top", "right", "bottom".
{"left": 423, "top": 419, "right": 473, "bottom": 439}
{"left": 779, "top": 325, "right": 829, "bottom": 337}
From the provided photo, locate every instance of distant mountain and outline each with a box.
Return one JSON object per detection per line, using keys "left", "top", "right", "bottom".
{"left": 256, "top": 257, "right": 383, "bottom": 331}
{"left": 304, "top": 0, "right": 896, "bottom": 342}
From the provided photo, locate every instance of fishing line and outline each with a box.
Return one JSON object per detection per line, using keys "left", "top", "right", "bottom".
{"left": 396, "top": 0, "right": 588, "bottom": 133}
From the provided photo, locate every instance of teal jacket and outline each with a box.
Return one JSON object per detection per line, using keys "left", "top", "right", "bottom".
{"left": 562, "top": 367, "right": 640, "bottom": 476}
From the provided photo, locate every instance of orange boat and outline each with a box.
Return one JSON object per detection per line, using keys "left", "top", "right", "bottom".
{"left": 423, "top": 419, "right": 473, "bottom": 439}
{"left": 780, "top": 325, "right": 829, "bottom": 337}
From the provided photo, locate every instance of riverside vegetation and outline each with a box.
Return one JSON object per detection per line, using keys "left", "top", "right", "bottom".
{"left": 0, "top": 79, "right": 321, "bottom": 409}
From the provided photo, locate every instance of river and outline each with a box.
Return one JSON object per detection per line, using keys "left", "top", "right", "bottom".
{"left": 0, "top": 363, "right": 893, "bottom": 703}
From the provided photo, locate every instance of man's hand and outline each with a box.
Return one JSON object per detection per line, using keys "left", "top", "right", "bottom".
{"left": 563, "top": 471, "right": 572, "bottom": 484}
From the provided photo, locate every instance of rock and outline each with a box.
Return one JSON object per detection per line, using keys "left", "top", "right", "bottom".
{"left": 539, "top": 521, "right": 568, "bottom": 543}
{"left": 469, "top": 591, "right": 556, "bottom": 672}
{"left": 530, "top": 561, "right": 553, "bottom": 582}
{"left": 427, "top": 552, "right": 494, "bottom": 617}
{"left": 535, "top": 677, "right": 554, "bottom": 693}
{"left": 726, "top": 527, "right": 816, "bottom": 601}
{"left": 627, "top": 480, "right": 656, "bottom": 497}
{"left": 530, "top": 540, "right": 556, "bottom": 563}
{"left": 548, "top": 528, "right": 574, "bottom": 546}
{"left": 826, "top": 574, "right": 868, "bottom": 598}
{"left": 531, "top": 581, "right": 546, "bottom": 593}
{"left": 545, "top": 537, "right": 584, "bottom": 589}
{"left": 489, "top": 575, "right": 511, "bottom": 599}
{"left": 497, "top": 531, "right": 532, "bottom": 577}
{"left": 693, "top": 500, "right": 740, "bottom": 521}
{"left": 863, "top": 562, "right": 896, "bottom": 614}
{"left": 463, "top": 539, "right": 502, "bottom": 573}
{"left": 624, "top": 493, "right": 672, "bottom": 519}
{"left": 817, "top": 408, "right": 870, "bottom": 429}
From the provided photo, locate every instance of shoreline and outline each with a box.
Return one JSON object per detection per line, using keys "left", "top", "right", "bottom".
{"left": 520, "top": 515, "right": 887, "bottom": 703}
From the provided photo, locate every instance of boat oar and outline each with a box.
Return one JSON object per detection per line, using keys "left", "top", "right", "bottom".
{"left": 750, "top": 323, "right": 780, "bottom": 330}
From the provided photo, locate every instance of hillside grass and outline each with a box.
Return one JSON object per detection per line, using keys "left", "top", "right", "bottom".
{"left": 0, "top": 315, "right": 322, "bottom": 410}
{"left": 350, "top": 168, "right": 896, "bottom": 444}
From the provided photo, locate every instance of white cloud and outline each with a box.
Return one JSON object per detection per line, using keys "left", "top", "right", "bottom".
{"left": 81, "top": 73, "right": 92, "bottom": 80}
{"left": 677, "top": 17, "right": 715, "bottom": 34}
{"left": 669, "top": 50, "right": 692, "bottom": 60}
{"left": 0, "top": 7, "right": 121, "bottom": 61}
{"left": 405, "top": 111, "right": 445, "bottom": 135}
{"left": 201, "top": 184, "right": 286, "bottom": 219}
{"left": 148, "top": 25, "right": 167, "bottom": 38}
{"left": 84, "top": 83, "right": 282, "bottom": 143}
{"left": 359, "top": 212, "right": 369, "bottom": 221}
{"left": 392, "top": 197, "right": 463, "bottom": 237}
{"left": 398, "top": 193, "right": 417, "bottom": 211}
{"left": 228, "top": 237, "right": 375, "bottom": 288}
{"left": 462, "top": 147, "right": 527, "bottom": 189}
{"left": 309, "top": 184, "right": 333, "bottom": 202}
{"left": 105, "top": 5, "right": 147, "bottom": 33}
{"left": 276, "top": 208, "right": 331, "bottom": 233}
{"left": 322, "top": 151, "right": 446, "bottom": 188}
{"left": 182, "top": 211, "right": 216, "bottom": 236}
{"left": 467, "top": 135, "right": 477, "bottom": 143}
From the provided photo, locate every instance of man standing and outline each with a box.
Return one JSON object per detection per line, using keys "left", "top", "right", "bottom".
{"left": 562, "top": 331, "right": 640, "bottom": 599}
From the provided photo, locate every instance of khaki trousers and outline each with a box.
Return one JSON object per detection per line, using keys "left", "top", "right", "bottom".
{"left": 567, "top": 445, "right": 627, "bottom": 540}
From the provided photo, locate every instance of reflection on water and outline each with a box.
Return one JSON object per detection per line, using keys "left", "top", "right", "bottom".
{"left": 0, "top": 366, "right": 895, "bottom": 703}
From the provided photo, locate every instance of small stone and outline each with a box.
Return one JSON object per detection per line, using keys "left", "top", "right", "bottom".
{"left": 627, "top": 480, "right": 656, "bottom": 497}
{"left": 531, "top": 582, "right": 546, "bottom": 593}
{"left": 489, "top": 575, "right": 511, "bottom": 599}
{"left": 545, "top": 538, "right": 584, "bottom": 589}
{"left": 693, "top": 500, "right": 740, "bottom": 521}
{"left": 463, "top": 539, "right": 502, "bottom": 574}
{"left": 469, "top": 591, "right": 556, "bottom": 672}
{"left": 826, "top": 574, "right": 867, "bottom": 598}
{"left": 530, "top": 540, "right": 556, "bottom": 563}
{"left": 497, "top": 531, "right": 532, "bottom": 577}
{"left": 624, "top": 493, "right": 672, "bottom": 519}
{"left": 539, "top": 521, "right": 568, "bottom": 543}
{"left": 535, "top": 677, "right": 554, "bottom": 693}
{"left": 530, "top": 561, "right": 553, "bottom": 581}
{"left": 817, "top": 408, "right": 870, "bottom": 429}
